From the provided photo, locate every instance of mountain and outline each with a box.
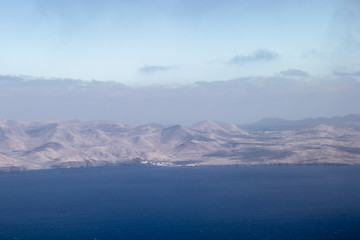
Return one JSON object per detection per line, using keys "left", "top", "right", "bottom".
{"left": 1, "top": 115, "right": 360, "bottom": 171}
{"left": 240, "top": 114, "right": 360, "bottom": 131}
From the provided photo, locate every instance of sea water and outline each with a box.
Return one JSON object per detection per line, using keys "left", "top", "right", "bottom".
{"left": 0, "top": 165, "right": 360, "bottom": 240}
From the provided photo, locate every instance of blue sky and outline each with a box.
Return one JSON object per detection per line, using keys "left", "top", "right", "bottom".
{"left": 1, "top": 0, "right": 359, "bottom": 86}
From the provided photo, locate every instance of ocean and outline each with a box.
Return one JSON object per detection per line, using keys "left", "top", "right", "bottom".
{"left": 1, "top": 165, "right": 360, "bottom": 240}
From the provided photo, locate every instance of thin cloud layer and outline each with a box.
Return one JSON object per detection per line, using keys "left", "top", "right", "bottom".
{"left": 0, "top": 74, "right": 26, "bottom": 81}
{"left": 0, "top": 74, "right": 359, "bottom": 125}
{"left": 333, "top": 70, "right": 360, "bottom": 77}
{"left": 228, "top": 49, "right": 278, "bottom": 65}
{"left": 281, "top": 69, "right": 310, "bottom": 77}
{"left": 139, "top": 65, "right": 173, "bottom": 74}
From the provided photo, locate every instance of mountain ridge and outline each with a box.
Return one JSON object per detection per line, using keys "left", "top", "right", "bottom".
{"left": 1, "top": 115, "right": 360, "bottom": 171}
{"left": 240, "top": 114, "right": 360, "bottom": 131}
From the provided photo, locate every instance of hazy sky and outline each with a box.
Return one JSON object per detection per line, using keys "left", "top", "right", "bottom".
{"left": 0, "top": 75, "right": 359, "bottom": 125}
{"left": 1, "top": 0, "right": 359, "bottom": 85}
{"left": 0, "top": 0, "right": 360, "bottom": 124}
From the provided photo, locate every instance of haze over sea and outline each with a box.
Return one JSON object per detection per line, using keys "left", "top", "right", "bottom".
{"left": 1, "top": 165, "right": 360, "bottom": 240}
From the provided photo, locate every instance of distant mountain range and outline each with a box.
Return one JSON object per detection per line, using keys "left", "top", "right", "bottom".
{"left": 240, "top": 114, "right": 360, "bottom": 131}
{"left": 1, "top": 115, "right": 360, "bottom": 171}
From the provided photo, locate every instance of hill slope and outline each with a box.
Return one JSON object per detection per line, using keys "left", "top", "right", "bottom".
{"left": 1, "top": 115, "right": 360, "bottom": 171}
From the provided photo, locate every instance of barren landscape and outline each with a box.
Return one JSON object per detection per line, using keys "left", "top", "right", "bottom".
{"left": 0, "top": 115, "right": 359, "bottom": 171}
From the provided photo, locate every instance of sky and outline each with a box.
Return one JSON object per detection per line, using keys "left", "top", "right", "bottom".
{"left": 1, "top": 0, "right": 359, "bottom": 85}
{"left": 0, "top": 0, "right": 360, "bottom": 124}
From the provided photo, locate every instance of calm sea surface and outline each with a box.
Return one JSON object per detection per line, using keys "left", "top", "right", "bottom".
{"left": 1, "top": 165, "right": 360, "bottom": 240}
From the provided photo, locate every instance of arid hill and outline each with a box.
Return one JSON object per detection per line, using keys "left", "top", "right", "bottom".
{"left": 1, "top": 115, "right": 360, "bottom": 171}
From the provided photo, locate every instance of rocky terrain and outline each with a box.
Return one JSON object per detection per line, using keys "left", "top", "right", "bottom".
{"left": 1, "top": 115, "right": 360, "bottom": 171}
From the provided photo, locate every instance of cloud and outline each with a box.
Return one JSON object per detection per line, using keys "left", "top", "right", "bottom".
{"left": 228, "top": 49, "right": 278, "bottom": 64}
{"left": 139, "top": 65, "right": 173, "bottom": 74}
{"left": 0, "top": 74, "right": 359, "bottom": 125}
{"left": 333, "top": 70, "right": 360, "bottom": 77}
{"left": 0, "top": 75, "right": 25, "bottom": 81}
{"left": 281, "top": 69, "right": 310, "bottom": 77}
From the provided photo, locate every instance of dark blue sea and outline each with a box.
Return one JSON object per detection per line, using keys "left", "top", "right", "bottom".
{"left": 1, "top": 165, "right": 360, "bottom": 240}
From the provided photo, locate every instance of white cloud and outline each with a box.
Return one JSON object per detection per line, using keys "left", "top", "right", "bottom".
{"left": 139, "top": 65, "right": 173, "bottom": 74}
{"left": 228, "top": 49, "right": 278, "bottom": 65}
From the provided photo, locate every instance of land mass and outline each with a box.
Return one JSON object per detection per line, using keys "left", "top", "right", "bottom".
{"left": 1, "top": 115, "right": 360, "bottom": 171}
